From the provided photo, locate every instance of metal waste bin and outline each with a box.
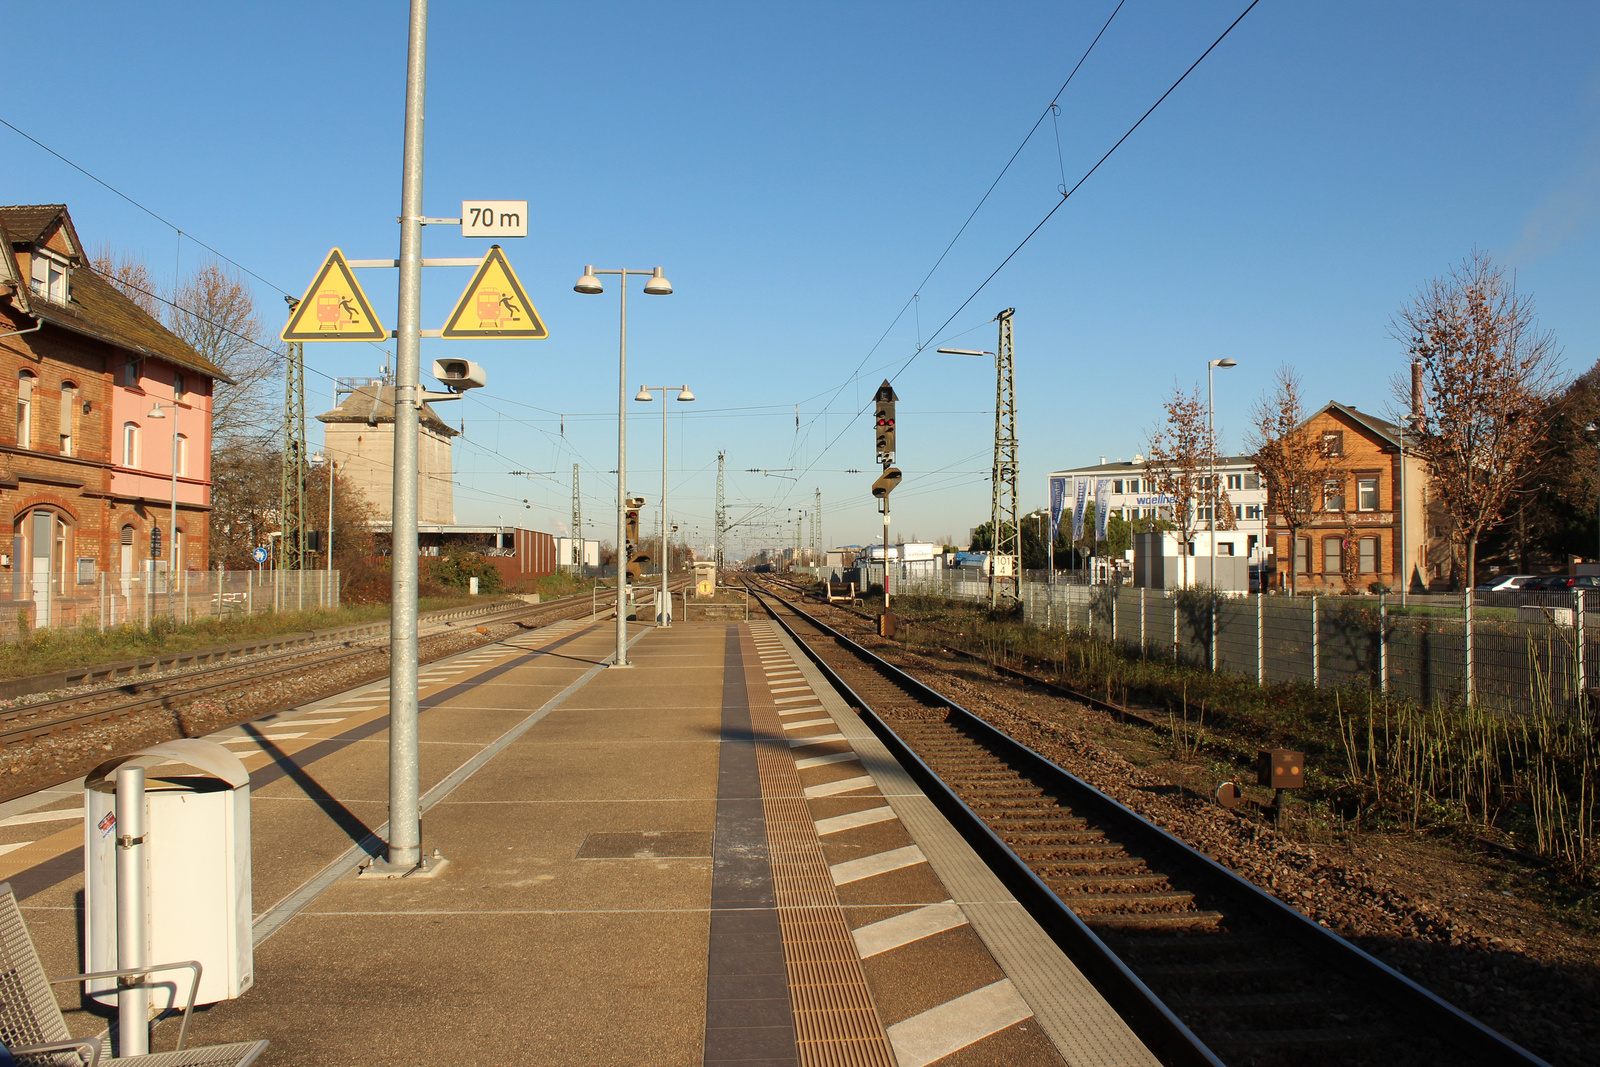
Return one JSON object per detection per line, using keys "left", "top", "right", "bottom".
{"left": 84, "top": 739, "right": 253, "bottom": 1009}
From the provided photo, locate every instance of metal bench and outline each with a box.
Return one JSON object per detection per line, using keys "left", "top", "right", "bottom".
{"left": 0, "top": 882, "right": 267, "bottom": 1067}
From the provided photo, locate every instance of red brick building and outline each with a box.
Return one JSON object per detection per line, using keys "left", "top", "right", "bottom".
{"left": 0, "top": 205, "right": 229, "bottom": 623}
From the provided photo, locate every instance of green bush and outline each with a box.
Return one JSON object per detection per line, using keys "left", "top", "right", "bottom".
{"left": 427, "top": 551, "right": 504, "bottom": 594}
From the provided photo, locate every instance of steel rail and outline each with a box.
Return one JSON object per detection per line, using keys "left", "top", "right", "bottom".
{"left": 750, "top": 584, "right": 1550, "bottom": 1067}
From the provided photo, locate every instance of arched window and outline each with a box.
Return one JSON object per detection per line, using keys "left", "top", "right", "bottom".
{"left": 122, "top": 422, "right": 139, "bottom": 467}
{"left": 16, "top": 371, "right": 34, "bottom": 449}
{"left": 59, "top": 381, "right": 76, "bottom": 456}
{"left": 175, "top": 433, "right": 188, "bottom": 476}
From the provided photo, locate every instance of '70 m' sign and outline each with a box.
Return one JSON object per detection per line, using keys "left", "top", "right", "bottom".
{"left": 461, "top": 201, "right": 528, "bottom": 238}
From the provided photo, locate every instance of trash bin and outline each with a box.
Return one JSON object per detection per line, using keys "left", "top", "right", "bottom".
{"left": 84, "top": 739, "right": 253, "bottom": 1009}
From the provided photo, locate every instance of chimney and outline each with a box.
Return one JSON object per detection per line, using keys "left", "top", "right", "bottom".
{"left": 1410, "top": 358, "right": 1425, "bottom": 426}
{"left": 1099, "top": 456, "right": 1107, "bottom": 465}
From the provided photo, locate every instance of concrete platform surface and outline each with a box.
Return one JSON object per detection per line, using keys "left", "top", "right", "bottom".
{"left": 3, "top": 618, "right": 1155, "bottom": 1067}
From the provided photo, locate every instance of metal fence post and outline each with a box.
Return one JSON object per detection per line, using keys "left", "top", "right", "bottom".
{"left": 1210, "top": 594, "right": 1217, "bottom": 673}
{"left": 1578, "top": 589, "right": 1588, "bottom": 710}
{"left": 1257, "top": 591, "right": 1264, "bottom": 686}
{"left": 1140, "top": 587, "right": 1146, "bottom": 656}
{"left": 1311, "top": 594, "right": 1320, "bottom": 689}
{"left": 1464, "top": 588, "right": 1474, "bottom": 706}
{"left": 1379, "top": 594, "right": 1388, "bottom": 694}
{"left": 1173, "top": 594, "right": 1180, "bottom": 663}
{"left": 1111, "top": 588, "right": 1118, "bottom": 645}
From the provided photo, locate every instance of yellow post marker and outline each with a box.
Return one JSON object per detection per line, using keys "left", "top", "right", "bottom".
{"left": 441, "top": 245, "right": 548, "bottom": 339}
{"left": 281, "top": 249, "right": 387, "bottom": 341}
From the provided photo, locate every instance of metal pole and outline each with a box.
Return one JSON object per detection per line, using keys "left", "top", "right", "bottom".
{"left": 1257, "top": 589, "right": 1265, "bottom": 685}
{"left": 616, "top": 275, "right": 630, "bottom": 665}
{"left": 1399, "top": 428, "right": 1408, "bottom": 607}
{"left": 384, "top": 0, "right": 428, "bottom": 872}
{"left": 1576, "top": 589, "right": 1586, "bottom": 709}
{"left": 661, "top": 392, "right": 669, "bottom": 626}
{"left": 115, "top": 765, "right": 148, "bottom": 1056}
{"left": 1464, "top": 586, "right": 1474, "bottom": 706}
{"left": 1312, "top": 594, "right": 1320, "bottom": 689}
{"left": 1379, "top": 594, "right": 1389, "bottom": 694}
{"left": 1209, "top": 361, "right": 1216, "bottom": 592}
{"left": 168, "top": 410, "right": 178, "bottom": 618}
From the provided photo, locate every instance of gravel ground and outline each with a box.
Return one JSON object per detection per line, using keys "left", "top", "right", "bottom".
{"left": 803, "top": 601, "right": 1597, "bottom": 1067}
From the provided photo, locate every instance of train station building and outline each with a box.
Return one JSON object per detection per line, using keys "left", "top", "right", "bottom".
{"left": 0, "top": 204, "right": 227, "bottom": 623}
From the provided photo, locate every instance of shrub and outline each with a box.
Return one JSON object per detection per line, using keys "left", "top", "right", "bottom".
{"left": 427, "top": 551, "right": 504, "bottom": 594}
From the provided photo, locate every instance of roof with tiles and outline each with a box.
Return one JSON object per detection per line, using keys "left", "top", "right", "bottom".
{"left": 316, "top": 382, "right": 458, "bottom": 437}
{"left": 0, "top": 204, "right": 232, "bottom": 383}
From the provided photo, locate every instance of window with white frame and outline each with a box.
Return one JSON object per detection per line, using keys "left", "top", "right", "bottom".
{"left": 122, "top": 422, "right": 139, "bottom": 467}
{"left": 1244, "top": 504, "right": 1262, "bottom": 520}
{"left": 1324, "top": 478, "right": 1344, "bottom": 512}
{"left": 16, "top": 372, "right": 33, "bottom": 449}
{"left": 1244, "top": 472, "right": 1260, "bottom": 490}
{"left": 59, "top": 382, "right": 75, "bottom": 457}
{"left": 1127, "top": 478, "right": 1140, "bottom": 493}
{"left": 28, "top": 251, "right": 69, "bottom": 304}
{"left": 1359, "top": 536, "right": 1379, "bottom": 573}
{"left": 1358, "top": 477, "right": 1378, "bottom": 511}
{"left": 1322, "top": 535, "right": 1343, "bottom": 575}
{"left": 1227, "top": 473, "right": 1243, "bottom": 491}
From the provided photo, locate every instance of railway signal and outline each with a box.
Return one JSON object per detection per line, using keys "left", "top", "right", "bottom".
{"left": 625, "top": 497, "right": 649, "bottom": 582}
{"left": 871, "top": 468, "right": 902, "bottom": 498}
{"left": 874, "top": 380, "right": 898, "bottom": 465}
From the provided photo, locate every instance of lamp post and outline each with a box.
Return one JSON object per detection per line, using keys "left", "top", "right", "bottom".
{"left": 144, "top": 397, "right": 180, "bottom": 605}
{"left": 635, "top": 384, "right": 695, "bottom": 626}
{"left": 574, "top": 265, "right": 673, "bottom": 666}
{"left": 1207, "top": 358, "right": 1237, "bottom": 589}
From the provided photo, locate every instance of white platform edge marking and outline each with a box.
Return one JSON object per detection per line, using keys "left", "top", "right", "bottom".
{"left": 886, "top": 979, "right": 1032, "bottom": 1067}
{"left": 853, "top": 901, "right": 967, "bottom": 958}
{"left": 829, "top": 844, "right": 926, "bottom": 885}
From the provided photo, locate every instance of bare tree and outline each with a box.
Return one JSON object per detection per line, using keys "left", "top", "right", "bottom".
{"left": 92, "top": 244, "right": 163, "bottom": 319}
{"left": 1249, "top": 365, "right": 1340, "bottom": 595}
{"left": 1391, "top": 250, "right": 1564, "bottom": 590}
{"left": 1146, "top": 383, "right": 1231, "bottom": 588}
{"left": 168, "top": 262, "right": 279, "bottom": 445}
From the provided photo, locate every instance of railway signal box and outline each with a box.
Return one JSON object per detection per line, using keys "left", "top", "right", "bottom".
{"left": 1256, "top": 748, "right": 1305, "bottom": 789}
{"left": 874, "top": 380, "right": 898, "bottom": 465}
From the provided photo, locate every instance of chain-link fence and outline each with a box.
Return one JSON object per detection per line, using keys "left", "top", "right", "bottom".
{"left": 0, "top": 569, "right": 342, "bottom": 641}
{"left": 897, "top": 575, "right": 1592, "bottom": 713}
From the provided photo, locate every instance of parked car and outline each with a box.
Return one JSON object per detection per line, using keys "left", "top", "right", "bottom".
{"left": 1525, "top": 574, "right": 1600, "bottom": 591}
{"left": 1476, "top": 575, "right": 1535, "bottom": 591}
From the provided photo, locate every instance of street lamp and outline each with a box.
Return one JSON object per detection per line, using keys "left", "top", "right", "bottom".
{"left": 144, "top": 397, "right": 181, "bottom": 599}
{"left": 634, "top": 384, "right": 695, "bottom": 626}
{"left": 1588, "top": 424, "right": 1599, "bottom": 564}
{"left": 575, "top": 265, "right": 673, "bottom": 666}
{"left": 1207, "top": 358, "right": 1237, "bottom": 590}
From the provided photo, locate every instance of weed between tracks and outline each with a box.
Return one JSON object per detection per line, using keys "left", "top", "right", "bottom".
{"left": 0, "top": 595, "right": 492, "bottom": 684}
{"left": 863, "top": 589, "right": 1600, "bottom": 927}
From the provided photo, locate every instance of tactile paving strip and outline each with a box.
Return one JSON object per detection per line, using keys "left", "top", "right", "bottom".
{"left": 750, "top": 635, "right": 897, "bottom": 1067}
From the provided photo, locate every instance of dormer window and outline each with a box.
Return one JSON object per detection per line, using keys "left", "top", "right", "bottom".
{"left": 28, "top": 251, "right": 69, "bottom": 304}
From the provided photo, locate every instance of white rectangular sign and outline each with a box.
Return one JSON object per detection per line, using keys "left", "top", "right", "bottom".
{"left": 461, "top": 200, "right": 528, "bottom": 238}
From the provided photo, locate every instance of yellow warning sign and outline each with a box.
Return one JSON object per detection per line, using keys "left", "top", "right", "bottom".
{"left": 441, "top": 245, "right": 548, "bottom": 339}
{"left": 281, "top": 249, "right": 386, "bottom": 342}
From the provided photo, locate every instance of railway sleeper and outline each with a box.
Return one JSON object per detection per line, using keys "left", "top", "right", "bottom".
{"left": 1083, "top": 910, "right": 1225, "bottom": 931}
{"left": 1033, "top": 857, "right": 1148, "bottom": 874}
{"left": 1008, "top": 843, "right": 1127, "bottom": 861}
{"left": 1056, "top": 889, "right": 1200, "bottom": 913}
{"left": 1045, "top": 871, "right": 1168, "bottom": 890}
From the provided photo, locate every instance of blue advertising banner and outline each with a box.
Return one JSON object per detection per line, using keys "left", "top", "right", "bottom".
{"left": 1049, "top": 477, "right": 1066, "bottom": 543}
{"left": 1071, "top": 478, "right": 1088, "bottom": 541}
{"left": 1096, "top": 478, "right": 1111, "bottom": 543}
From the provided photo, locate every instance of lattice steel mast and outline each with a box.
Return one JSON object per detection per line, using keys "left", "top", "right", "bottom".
{"left": 812, "top": 487, "right": 821, "bottom": 560}
{"left": 715, "top": 450, "right": 727, "bottom": 571}
{"left": 279, "top": 340, "right": 307, "bottom": 570}
{"left": 991, "top": 308, "right": 1018, "bottom": 609}
{"left": 571, "top": 463, "right": 582, "bottom": 570}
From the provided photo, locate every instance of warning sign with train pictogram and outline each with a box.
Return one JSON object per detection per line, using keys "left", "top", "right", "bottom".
{"left": 281, "top": 249, "right": 386, "bottom": 341}
{"left": 441, "top": 245, "right": 547, "bottom": 339}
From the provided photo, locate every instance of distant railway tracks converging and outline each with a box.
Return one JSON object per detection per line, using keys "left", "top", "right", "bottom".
{"left": 747, "top": 580, "right": 1549, "bottom": 1067}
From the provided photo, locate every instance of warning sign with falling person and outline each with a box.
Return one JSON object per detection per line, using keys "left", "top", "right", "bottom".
{"left": 441, "top": 245, "right": 548, "bottom": 339}
{"left": 281, "top": 249, "right": 387, "bottom": 341}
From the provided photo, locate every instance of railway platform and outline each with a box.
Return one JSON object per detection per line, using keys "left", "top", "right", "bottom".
{"left": 0, "top": 617, "right": 1157, "bottom": 1067}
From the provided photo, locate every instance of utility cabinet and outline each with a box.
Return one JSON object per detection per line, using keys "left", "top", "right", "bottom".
{"left": 84, "top": 739, "right": 253, "bottom": 1008}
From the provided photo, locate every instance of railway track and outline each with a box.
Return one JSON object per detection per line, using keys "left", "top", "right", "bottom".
{"left": 0, "top": 593, "right": 608, "bottom": 749}
{"left": 748, "top": 582, "right": 1549, "bottom": 1067}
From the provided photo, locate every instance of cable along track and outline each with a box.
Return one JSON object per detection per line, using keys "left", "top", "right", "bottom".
{"left": 749, "top": 585, "right": 1548, "bottom": 1067}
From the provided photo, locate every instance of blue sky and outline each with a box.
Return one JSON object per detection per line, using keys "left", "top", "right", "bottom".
{"left": 5, "top": 2, "right": 1600, "bottom": 558}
